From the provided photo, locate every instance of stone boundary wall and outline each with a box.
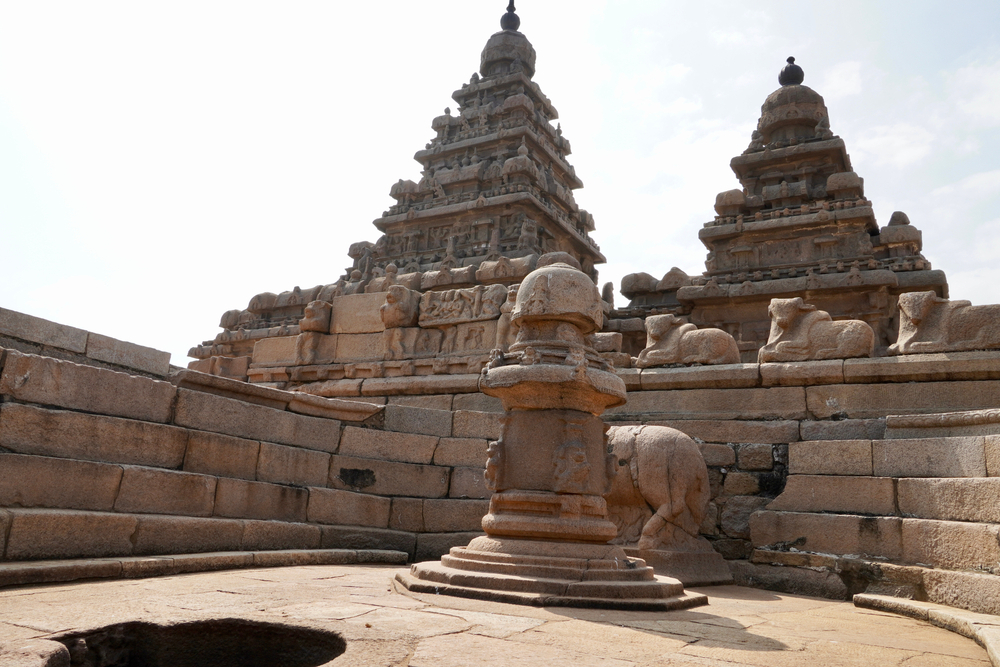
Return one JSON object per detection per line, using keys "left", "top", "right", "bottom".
{"left": 599, "top": 352, "right": 1000, "bottom": 563}
{"left": 0, "top": 348, "right": 496, "bottom": 567}
{"left": 355, "top": 352, "right": 1000, "bottom": 565}
{"left": 0, "top": 308, "right": 171, "bottom": 378}
{"left": 292, "top": 351, "right": 1000, "bottom": 571}
{"left": 5, "top": 315, "right": 1000, "bottom": 613}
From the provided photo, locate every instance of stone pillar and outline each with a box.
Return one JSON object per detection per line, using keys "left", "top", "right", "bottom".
{"left": 396, "top": 257, "right": 708, "bottom": 610}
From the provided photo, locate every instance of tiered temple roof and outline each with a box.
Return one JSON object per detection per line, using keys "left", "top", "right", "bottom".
{"left": 190, "top": 3, "right": 604, "bottom": 363}
{"left": 619, "top": 58, "right": 946, "bottom": 359}
{"left": 366, "top": 4, "right": 604, "bottom": 282}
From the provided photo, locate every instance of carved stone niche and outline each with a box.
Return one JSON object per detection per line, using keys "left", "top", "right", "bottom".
{"left": 636, "top": 315, "right": 740, "bottom": 368}
{"left": 889, "top": 291, "right": 1000, "bottom": 355}
{"left": 485, "top": 410, "right": 611, "bottom": 501}
{"left": 758, "top": 297, "right": 875, "bottom": 363}
{"left": 383, "top": 327, "right": 443, "bottom": 361}
{"left": 439, "top": 321, "right": 498, "bottom": 356}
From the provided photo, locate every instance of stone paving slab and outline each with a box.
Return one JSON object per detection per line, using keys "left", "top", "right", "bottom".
{"left": 0, "top": 564, "right": 991, "bottom": 666}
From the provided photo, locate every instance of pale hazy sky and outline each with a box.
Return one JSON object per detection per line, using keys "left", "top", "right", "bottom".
{"left": 2, "top": 1, "right": 998, "bottom": 365}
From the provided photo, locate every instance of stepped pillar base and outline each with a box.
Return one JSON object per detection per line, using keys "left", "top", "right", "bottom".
{"left": 396, "top": 537, "right": 708, "bottom": 611}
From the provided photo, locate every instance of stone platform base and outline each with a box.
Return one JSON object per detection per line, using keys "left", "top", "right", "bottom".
{"left": 393, "top": 569, "right": 707, "bottom": 611}
{"left": 623, "top": 547, "right": 733, "bottom": 586}
{"left": 396, "top": 537, "right": 709, "bottom": 611}
{"left": 0, "top": 549, "right": 409, "bottom": 589}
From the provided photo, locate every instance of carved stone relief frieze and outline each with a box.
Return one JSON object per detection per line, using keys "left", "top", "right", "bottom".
{"left": 383, "top": 327, "right": 443, "bottom": 361}
{"left": 418, "top": 284, "right": 507, "bottom": 327}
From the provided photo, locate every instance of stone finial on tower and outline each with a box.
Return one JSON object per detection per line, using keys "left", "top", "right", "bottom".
{"left": 778, "top": 56, "right": 804, "bottom": 86}
{"left": 501, "top": 1, "right": 520, "bottom": 31}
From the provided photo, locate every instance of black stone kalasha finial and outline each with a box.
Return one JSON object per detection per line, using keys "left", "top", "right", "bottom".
{"left": 501, "top": 1, "right": 520, "bottom": 31}
{"left": 779, "top": 56, "right": 804, "bottom": 86}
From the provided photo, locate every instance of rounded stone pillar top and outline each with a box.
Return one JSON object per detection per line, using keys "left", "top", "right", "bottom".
{"left": 481, "top": 30, "right": 536, "bottom": 79}
{"left": 510, "top": 261, "right": 603, "bottom": 334}
{"left": 757, "top": 82, "right": 829, "bottom": 142}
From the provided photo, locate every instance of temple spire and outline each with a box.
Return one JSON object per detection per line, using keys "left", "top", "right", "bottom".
{"left": 501, "top": 1, "right": 520, "bottom": 31}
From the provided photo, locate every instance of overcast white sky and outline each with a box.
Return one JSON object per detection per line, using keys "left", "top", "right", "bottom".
{"left": 2, "top": 1, "right": 999, "bottom": 365}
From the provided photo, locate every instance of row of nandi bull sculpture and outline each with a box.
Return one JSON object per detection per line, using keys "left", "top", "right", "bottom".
{"left": 634, "top": 291, "right": 1000, "bottom": 367}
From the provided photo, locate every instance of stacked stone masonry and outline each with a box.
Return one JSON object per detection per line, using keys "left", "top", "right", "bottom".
{"left": 598, "top": 353, "right": 1000, "bottom": 604}
{"left": 0, "top": 348, "right": 494, "bottom": 565}
{"left": 7, "top": 307, "right": 1000, "bottom": 621}
{"left": 0, "top": 307, "right": 171, "bottom": 378}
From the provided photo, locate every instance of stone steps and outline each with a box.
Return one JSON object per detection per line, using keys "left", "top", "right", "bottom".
{"left": 748, "top": 423, "right": 1000, "bottom": 611}
{"left": 789, "top": 436, "right": 999, "bottom": 478}
{"left": 396, "top": 565, "right": 704, "bottom": 611}
{"left": 740, "top": 547, "right": 1000, "bottom": 618}
{"left": 751, "top": 510, "right": 1000, "bottom": 572}
{"left": 853, "top": 594, "right": 1000, "bottom": 666}
{"left": 0, "top": 548, "right": 407, "bottom": 589}
{"left": 0, "top": 348, "right": 505, "bottom": 566}
{"left": 769, "top": 475, "right": 1000, "bottom": 522}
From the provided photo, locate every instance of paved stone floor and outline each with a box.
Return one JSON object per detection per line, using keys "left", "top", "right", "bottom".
{"left": 0, "top": 564, "right": 990, "bottom": 666}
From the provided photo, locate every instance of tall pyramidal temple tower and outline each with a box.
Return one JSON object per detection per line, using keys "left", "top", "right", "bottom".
{"left": 189, "top": 2, "right": 604, "bottom": 367}
{"left": 363, "top": 3, "right": 604, "bottom": 282}
{"left": 619, "top": 58, "right": 947, "bottom": 359}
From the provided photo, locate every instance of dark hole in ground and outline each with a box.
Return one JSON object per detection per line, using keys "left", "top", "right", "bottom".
{"left": 53, "top": 618, "right": 346, "bottom": 667}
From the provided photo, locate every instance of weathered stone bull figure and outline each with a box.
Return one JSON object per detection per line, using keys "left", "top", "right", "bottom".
{"left": 636, "top": 314, "right": 740, "bottom": 368}
{"left": 889, "top": 291, "right": 1000, "bottom": 355}
{"left": 758, "top": 297, "right": 874, "bottom": 363}
{"left": 605, "top": 425, "right": 710, "bottom": 552}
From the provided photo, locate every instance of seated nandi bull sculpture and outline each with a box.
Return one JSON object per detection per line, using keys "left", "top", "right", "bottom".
{"left": 758, "top": 297, "right": 874, "bottom": 363}
{"left": 605, "top": 425, "right": 711, "bottom": 552}
{"left": 890, "top": 291, "right": 1000, "bottom": 355}
{"left": 635, "top": 314, "right": 740, "bottom": 368}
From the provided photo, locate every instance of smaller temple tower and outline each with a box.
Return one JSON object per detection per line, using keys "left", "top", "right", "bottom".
{"left": 619, "top": 58, "right": 946, "bottom": 359}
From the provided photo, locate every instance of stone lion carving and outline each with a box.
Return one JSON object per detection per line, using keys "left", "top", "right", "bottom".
{"left": 379, "top": 285, "right": 420, "bottom": 329}
{"left": 758, "top": 297, "right": 874, "bottom": 363}
{"left": 636, "top": 314, "right": 740, "bottom": 368}
{"left": 889, "top": 291, "right": 1000, "bottom": 355}
{"left": 299, "top": 301, "right": 332, "bottom": 333}
{"left": 605, "top": 425, "right": 711, "bottom": 552}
